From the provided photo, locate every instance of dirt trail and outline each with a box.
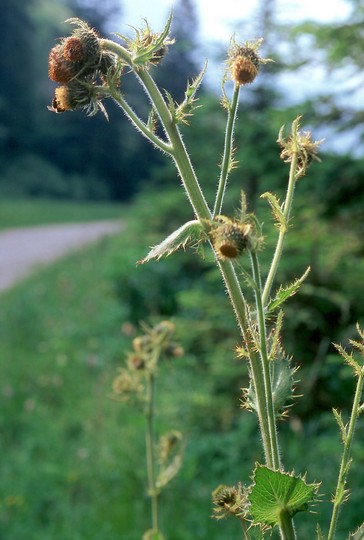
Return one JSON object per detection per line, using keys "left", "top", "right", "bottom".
{"left": 0, "top": 220, "right": 123, "bottom": 292}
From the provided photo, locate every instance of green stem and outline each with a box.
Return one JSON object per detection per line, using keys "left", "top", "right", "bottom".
{"left": 262, "top": 151, "right": 298, "bottom": 307}
{"left": 250, "top": 250, "right": 281, "bottom": 470}
{"left": 218, "top": 259, "right": 273, "bottom": 465}
{"left": 102, "top": 38, "right": 291, "bottom": 533}
{"left": 145, "top": 370, "right": 159, "bottom": 532}
{"left": 278, "top": 510, "right": 297, "bottom": 540}
{"left": 213, "top": 83, "right": 240, "bottom": 217}
{"left": 327, "top": 368, "right": 364, "bottom": 540}
{"left": 110, "top": 90, "right": 173, "bottom": 154}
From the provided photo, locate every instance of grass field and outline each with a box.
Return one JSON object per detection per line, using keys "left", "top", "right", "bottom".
{"left": 1, "top": 197, "right": 363, "bottom": 539}
{"left": 0, "top": 198, "right": 124, "bottom": 229}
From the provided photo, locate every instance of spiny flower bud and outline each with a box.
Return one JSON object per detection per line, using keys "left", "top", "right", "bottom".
{"left": 67, "top": 18, "right": 100, "bottom": 65}
{"left": 48, "top": 44, "right": 80, "bottom": 83}
{"left": 211, "top": 219, "right": 252, "bottom": 260}
{"left": 62, "top": 36, "right": 85, "bottom": 62}
{"left": 227, "top": 38, "right": 271, "bottom": 86}
{"left": 48, "top": 81, "right": 107, "bottom": 117}
{"left": 212, "top": 483, "right": 248, "bottom": 521}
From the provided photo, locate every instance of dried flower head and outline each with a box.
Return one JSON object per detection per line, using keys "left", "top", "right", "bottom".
{"left": 48, "top": 80, "right": 107, "bottom": 117}
{"left": 278, "top": 116, "right": 323, "bottom": 178}
{"left": 112, "top": 368, "right": 144, "bottom": 402}
{"left": 227, "top": 37, "right": 271, "bottom": 86}
{"left": 212, "top": 483, "right": 248, "bottom": 521}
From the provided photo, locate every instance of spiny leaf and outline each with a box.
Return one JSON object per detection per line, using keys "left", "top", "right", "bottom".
{"left": 267, "top": 267, "right": 310, "bottom": 313}
{"left": 334, "top": 343, "right": 361, "bottom": 375}
{"left": 332, "top": 408, "right": 348, "bottom": 444}
{"left": 349, "top": 338, "right": 364, "bottom": 359}
{"left": 267, "top": 310, "right": 284, "bottom": 361}
{"left": 317, "top": 524, "right": 326, "bottom": 540}
{"left": 138, "top": 220, "right": 204, "bottom": 264}
{"left": 156, "top": 430, "right": 184, "bottom": 490}
{"left": 248, "top": 465, "right": 320, "bottom": 527}
{"left": 348, "top": 523, "right": 364, "bottom": 540}
{"left": 270, "top": 356, "right": 296, "bottom": 417}
{"left": 261, "top": 192, "right": 286, "bottom": 229}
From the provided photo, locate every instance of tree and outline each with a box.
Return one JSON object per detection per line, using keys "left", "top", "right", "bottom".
{"left": 155, "top": 0, "right": 201, "bottom": 102}
{"left": 0, "top": 0, "right": 37, "bottom": 156}
{"left": 289, "top": 0, "right": 364, "bottom": 149}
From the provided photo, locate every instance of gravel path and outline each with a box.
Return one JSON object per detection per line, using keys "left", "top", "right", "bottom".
{"left": 0, "top": 220, "right": 123, "bottom": 292}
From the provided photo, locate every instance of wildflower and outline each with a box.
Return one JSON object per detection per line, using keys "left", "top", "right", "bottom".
{"left": 227, "top": 38, "right": 271, "bottom": 86}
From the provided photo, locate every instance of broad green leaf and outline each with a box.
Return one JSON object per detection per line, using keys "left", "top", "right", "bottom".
{"left": 348, "top": 523, "right": 364, "bottom": 540}
{"left": 249, "top": 464, "right": 319, "bottom": 526}
{"left": 267, "top": 267, "right": 310, "bottom": 313}
{"left": 138, "top": 220, "right": 204, "bottom": 264}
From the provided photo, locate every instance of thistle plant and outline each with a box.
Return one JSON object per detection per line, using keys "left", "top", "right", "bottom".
{"left": 111, "top": 321, "right": 184, "bottom": 540}
{"left": 48, "top": 16, "right": 364, "bottom": 540}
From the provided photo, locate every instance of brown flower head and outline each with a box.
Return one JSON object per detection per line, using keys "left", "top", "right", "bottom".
{"left": 48, "top": 44, "right": 81, "bottom": 83}
{"left": 227, "top": 38, "right": 271, "bottom": 86}
{"left": 210, "top": 218, "right": 253, "bottom": 260}
{"left": 48, "top": 80, "right": 107, "bottom": 117}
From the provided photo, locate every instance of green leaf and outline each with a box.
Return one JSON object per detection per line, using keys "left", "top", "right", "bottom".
{"left": 348, "top": 523, "right": 364, "bottom": 540}
{"left": 138, "top": 220, "right": 204, "bottom": 264}
{"left": 267, "top": 267, "right": 310, "bottom": 313}
{"left": 249, "top": 465, "right": 319, "bottom": 526}
{"left": 261, "top": 192, "right": 286, "bottom": 229}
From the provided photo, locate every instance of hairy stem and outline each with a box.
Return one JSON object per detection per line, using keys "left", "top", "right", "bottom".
{"left": 145, "top": 370, "right": 159, "bottom": 532}
{"left": 213, "top": 83, "right": 240, "bottom": 217}
{"left": 251, "top": 250, "right": 281, "bottom": 470}
{"left": 327, "top": 368, "right": 364, "bottom": 540}
{"left": 278, "top": 510, "right": 297, "bottom": 540}
{"left": 262, "top": 151, "right": 298, "bottom": 307}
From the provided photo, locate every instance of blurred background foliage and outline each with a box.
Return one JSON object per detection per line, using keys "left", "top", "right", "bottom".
{"left": 1, "top": 0, "right": 364, "bottom": 538}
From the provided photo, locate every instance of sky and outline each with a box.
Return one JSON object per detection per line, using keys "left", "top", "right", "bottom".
{"left": 121, "top": 0, "right": 352, "bottom": 103}
{"left": 123, "top": 0, "right": 352, "bottom": 44}
{"left": 120, "top": 0, "right": 357, "bottom": 153}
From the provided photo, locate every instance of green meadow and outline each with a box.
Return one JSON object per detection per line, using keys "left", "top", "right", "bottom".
{"left": 1, "top": 195, "right": 363, "bottom": 539}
